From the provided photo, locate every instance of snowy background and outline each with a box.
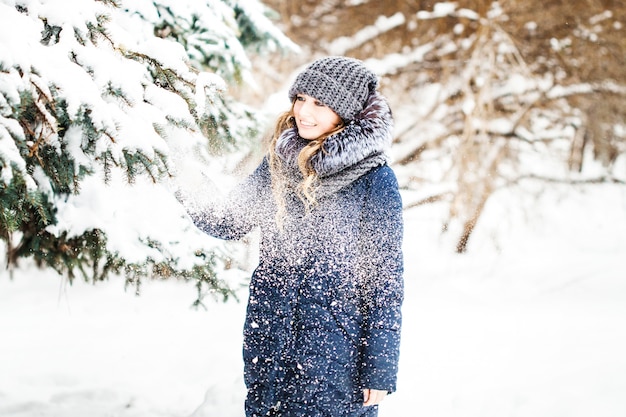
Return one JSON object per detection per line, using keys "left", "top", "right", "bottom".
{"left": 2, "top": 182, "right": 625, "bottom": 417}
{"left": 1, "top": 0, "right": 626, "bottom": 416}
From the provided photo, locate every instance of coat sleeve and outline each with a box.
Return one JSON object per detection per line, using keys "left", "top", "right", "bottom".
{"left": 358, "top": 165, "right": 404, "bottom": 393}
{"left": 185, "top": 158, "right": 271, "bottom": 240}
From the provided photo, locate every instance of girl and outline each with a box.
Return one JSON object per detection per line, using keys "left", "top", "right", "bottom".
{"left": 184, "top": 56, "right": 403, "bottom": 417}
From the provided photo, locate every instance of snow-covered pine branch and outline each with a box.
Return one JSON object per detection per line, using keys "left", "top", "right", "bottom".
{"left": 0, "top": 0, "right": 294, "bottom": 303}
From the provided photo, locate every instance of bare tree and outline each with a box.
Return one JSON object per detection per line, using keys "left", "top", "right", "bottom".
{"left": 261, "top": 0, "right": 626, "bottom": 251}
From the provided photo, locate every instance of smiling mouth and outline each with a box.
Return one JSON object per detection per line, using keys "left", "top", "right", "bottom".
{"left": 299, "top": 120, "right": 316, "bottom": 127}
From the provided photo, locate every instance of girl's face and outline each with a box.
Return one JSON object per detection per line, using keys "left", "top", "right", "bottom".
{"left": 293, "top": 94, "right": 342, "bottom": 140}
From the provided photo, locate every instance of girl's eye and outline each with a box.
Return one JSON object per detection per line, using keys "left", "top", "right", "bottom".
{"left": 296, "top": 95, "right": 305, "bottom": 101}
{"left": 315, "top": 100, "right": 325, "bottom": 107}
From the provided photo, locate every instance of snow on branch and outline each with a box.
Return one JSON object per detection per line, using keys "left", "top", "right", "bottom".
{"left": 325, "top": 12, "right": 406, "bottom": 55}
{"left": 416, "top": 2, "right": 480, "bottom": 22}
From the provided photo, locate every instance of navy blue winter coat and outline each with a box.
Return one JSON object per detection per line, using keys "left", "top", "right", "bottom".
{"left": 189, "top": 92, "right": 403, "bottom": 417}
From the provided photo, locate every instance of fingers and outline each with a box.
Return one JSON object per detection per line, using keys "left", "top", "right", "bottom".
{"left": 362, "top": 388, "right": 387, "bottom": 406}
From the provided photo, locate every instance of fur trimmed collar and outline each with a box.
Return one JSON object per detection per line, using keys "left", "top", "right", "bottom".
{"left": 275, "top": 91, "right": 393, "bottom": 178}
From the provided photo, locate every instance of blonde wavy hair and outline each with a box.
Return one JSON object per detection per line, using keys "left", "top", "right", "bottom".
{"left": 268, "top": 101, "right": 345, "bottom": 225}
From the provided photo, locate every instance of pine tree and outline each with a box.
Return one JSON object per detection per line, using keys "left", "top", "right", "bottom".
{"left": 0, "top": 0, "right": 295, "bottom": 303}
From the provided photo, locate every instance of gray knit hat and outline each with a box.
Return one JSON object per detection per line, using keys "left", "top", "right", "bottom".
{"left": 288, "top": 56, "right": 379, "bottom": 121}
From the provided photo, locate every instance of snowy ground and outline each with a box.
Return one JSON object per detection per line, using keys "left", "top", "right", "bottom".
{"left": 1, "top": 184, "right": 625, "bottom": 417}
